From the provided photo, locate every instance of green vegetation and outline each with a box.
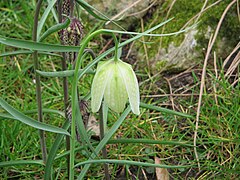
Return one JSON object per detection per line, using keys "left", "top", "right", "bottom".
{"left": 136, "top": 0, "right": 240, "bottom": 72}
{"left": 0, "top": 0, "right": 239, "bottom": 179}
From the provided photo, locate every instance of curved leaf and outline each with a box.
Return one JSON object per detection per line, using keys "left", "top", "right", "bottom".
{"left": 0, "top": 160, "right": 44, "bottom": 167}
{"left": 36, "top": 69, "right": 94, "bottom": 78}
{"left": 140, "top": 102, "right": 193, "bottom": 118}
{"left": 78, "top": 106, "right": 131, "bottom": 179}
{"left": 37, "top": 0, "right": 58, "bottom": 40}
{"left": 0, "top": 50, "right": 62, "bottom": 57}
{"left": 75, "top": 159, "right": 194, "bottom": 169}
{"left": 0, "top": 98, "right": 70, "bottom": 136}
{"left": 0, "top": 36, "right": 80, "bottom": 52}
{"left": 76, "top": 0, "right": 109, "bottom": 21}
{"left": 44, "top": 120, "right": 70, "bottom": 180}
{"left": 39, "top": 17, "right": 70, "bottom": 42}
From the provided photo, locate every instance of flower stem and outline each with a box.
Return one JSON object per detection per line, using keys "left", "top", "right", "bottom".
{"left": 99, "top": 105, "right": 110, "bottom": 180}
{"left": 57, "top": 0, "right": 70, "bottom": 177}
{"left": 112, "top": 34, "right": 119, "bottom": 62}
{"left": 32, "top": 0, "right": 47, "bottom": 163}
{"left": 70, "top": 29, "right": 118, "bottom": 179}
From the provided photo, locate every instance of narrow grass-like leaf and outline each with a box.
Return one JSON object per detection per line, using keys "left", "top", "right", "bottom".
{"left": 104, "top": 23, "right": 196, "bottom": 37}
{"left": 39, "top": 17, "right": 70, "bottom": 42}
{"left": 0, "top": 113, "right": 16, "bottom": 120}
{"left": 36, "top": 69, "right": 94, "bottom": 78}
{"left": 52, "top": 139, "right": 192, "bottom": 160}
{"left": 78, "top": 106, "right": 131, "bottom": 179}
{"left": 75, "top": 159, "right": 194, "bottom": 169}
{"left": 37, "top": 0, "right": 58, "bottom": 40}
{"left": 75, "top": 0, "right": 128, "bottom": 31}
{"left": 108, "top": 139, "right": 194, "bottom": 147}
{"left": 0, "top": 109, "right": 65, "bottom": 120}
{"left": 140, "top": 102, "right": 193, "bottom": 119}
{"left": 0, "top": 160, "right": 44, "bottom": 167}
{"left": 0, "top": 36, "right": 80, "bottom": 52}
{"left": 0, "top": 50, "right": 62, "bottom": 57}
{"left": 47, "top": 0, "right": 59, "bottom": 23}
{"left": 76, "top": 0, "right": 109, "bottom": 21}
{"left": 0, "top": 50, "right": 33, "bottom": 57}
{"left": 25, "top": 108, "right": 65, "bottom": 117}
{"left": 44, "top": 120, "right": 70, "bottom": 180}
{"left": 0, "top": 98, "right": 70, "bottom": 135}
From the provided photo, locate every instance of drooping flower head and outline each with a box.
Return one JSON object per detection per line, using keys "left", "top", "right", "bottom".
{"left": 91, "top": 59, "right": 140, "bottom": 115}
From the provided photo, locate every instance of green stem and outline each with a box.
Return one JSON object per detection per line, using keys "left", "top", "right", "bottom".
{"left": 99, "top": 105, "right": 110, "bottom": 180}
{"left": 112, "top": 34, "right": 119, "bottom": 61}
{"left": 70, "top": 29, "right": 120, "bottom": 179}
{"left": 32, "top": 0, "right": 47, "bottom": 163}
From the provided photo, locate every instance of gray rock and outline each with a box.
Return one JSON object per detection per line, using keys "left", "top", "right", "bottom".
{"left": 153, "top": 29, "right": 199, "bottom": 72}
{"left": 84, "top": 0, "right": 157, "bottom": 29}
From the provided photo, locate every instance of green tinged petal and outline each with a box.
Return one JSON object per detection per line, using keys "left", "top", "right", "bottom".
{"left": 91, "top": 59, "right": 140, "bottom": 115}
{"left": 91, "top": 61, "right": 113, "bottom": 112}
{"left": 104, "top": 63, "right": 128, "bottom": 113}
{"left": 117, "top": 60, "right": 140, "bottom": 115}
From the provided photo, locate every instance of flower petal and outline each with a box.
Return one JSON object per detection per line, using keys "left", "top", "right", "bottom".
{"left": 91, "top": 61, "right": 113, "bottom": 112}
{"left": 104, "top": 63, "right": 128, "bottom": 113}
{"left": 117, "top": 60, "right": 140, "bottom": 115}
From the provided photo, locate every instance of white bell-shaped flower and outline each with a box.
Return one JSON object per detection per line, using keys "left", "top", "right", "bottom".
{"left": 91, "top": 59, "right": 140, "bottom": 115}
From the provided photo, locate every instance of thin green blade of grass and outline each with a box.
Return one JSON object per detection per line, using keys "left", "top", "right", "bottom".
{"left": 0, "top": 98, "right": 70, "bottom": 136}
{"left": 0, "top": 50, "right": 62, "bottom": 57}
{"left": 76, "top": 0, "right": 109, "bottom": 21}
{"left": 39, "top": 17, "right": 70, "bottom": 42}
{"left": 0, "top": 160, "right": 44, "bottom": 167}
{"left": 44, "top": 120, "right": 70, "bottom": 180}
{"left": 37, "top": 0, "right": 57, "bottom": 41}
{"left": 78, "top": 106, "right": 131, "bottom": 179}
{"left": 104, "top": 23, "right": 195, "bottom": 37}
{"left": 36, "top": 69, "right": 94, "bottom": 78}
{"left": 47, "top": 0, "right": 58, "bottom": 23}
{"left": 0, "top": 109, "right": 65, "bottom": 120}
{"left": 75, "top": 159, "right": 194, "bottom": 169}
{"left": 140, "top": 102, "right": 193, "bottom": 118}
{"left": 108, "top": 139, "right": 193, "bottom": 147}
{"left": 53, "top": 138, "right": 192, "bottom": 161}
{"left": 0, "top": 36, "right": 80, "bottom": 52}
{"left": 24, "top": 108, "right": 65, "bottom": 117}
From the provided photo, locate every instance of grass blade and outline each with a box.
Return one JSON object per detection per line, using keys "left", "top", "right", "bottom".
{"left": 44, "top": 120, "right": 70, "bottom": 180}
{"left": 0, "top": 109, "right": 65, "bottom": 120}
{"left": 76, "top": 0, "right": 108, "bottom": 21}
{"left": 140, "top": 102, "right": 193, "bottom": 118}
{"left": 37, "top": 0, "right": 58, "bottom": 40}
{"left": 0, "top": 36, "right": 80, "bottom": 52}
{"left": 0, "top": 50, "right": 62, "bottom": 57}
{"left": 78, "top": 106, "right": 131, "bottom": 179}
{"left": 36, "top": 69, "right": 94, "bottom": 78}
{"left": 0, "top": 98, "right": 70, "bottom": 136}
{"left": 75, "top": 159, "right": 194, "bottom": 169}
{"left": 0, "top": 160, "right": 44, "bottom": 167}
{"left": 39, "top": 17, "right": 70, "bottom": 42}
{"left": 108, "top": 139, "right": 193, "bottom": 147}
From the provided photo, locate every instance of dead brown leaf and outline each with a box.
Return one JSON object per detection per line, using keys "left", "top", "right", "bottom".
{"left": 155, "top": 157, "right": 169, "bottom": 180}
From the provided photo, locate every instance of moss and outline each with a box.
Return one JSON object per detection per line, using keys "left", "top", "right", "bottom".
{"left": 155, "top": 59, "right": 168, "bottom": 71}
{"left": 137, "top": 0, "right": 239, "bottom": 62}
